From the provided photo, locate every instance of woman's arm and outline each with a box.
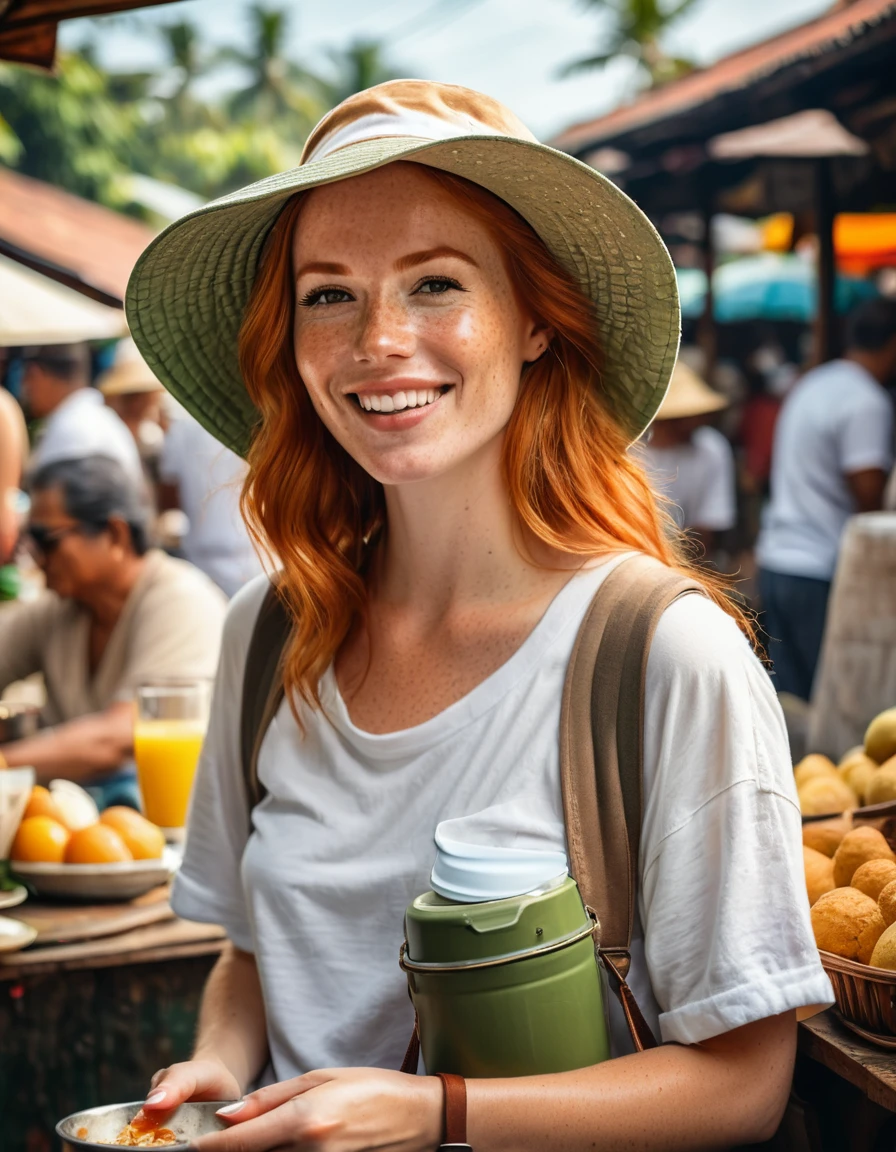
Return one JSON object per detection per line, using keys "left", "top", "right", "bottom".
{"left": 196, "top": 1011, "right": 795, "bottom": 1152}
{"left": 144, "top": 943, "right": 270, "bottom": 1113}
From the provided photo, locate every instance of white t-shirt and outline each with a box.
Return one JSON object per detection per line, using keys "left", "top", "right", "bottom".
{"left": 172, "top": 558, "right": 831, "bottom": 1077}
{"left": 757, "top": 360, "right": 893, "bottom": 580}
{"left": 30, "top": 388, "right": 142, "bottom": 485}
{"left": 159, "top": 415, "right": 263, "bottom": 599}
{"left": 638, "top": 426, "right": 737, "bottom": 533}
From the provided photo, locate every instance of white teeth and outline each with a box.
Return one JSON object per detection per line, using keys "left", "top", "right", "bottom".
{"left": 356, "top": 388, "right": 443, "bottom": 412}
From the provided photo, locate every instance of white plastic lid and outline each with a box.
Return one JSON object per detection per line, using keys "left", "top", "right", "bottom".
{"left": 430, "top": 824, "right": 568, "bottom": 904}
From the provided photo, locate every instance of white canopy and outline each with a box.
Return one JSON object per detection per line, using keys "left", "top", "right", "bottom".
{"left": 0, "top": 255, "right": 127, "bottom": 346}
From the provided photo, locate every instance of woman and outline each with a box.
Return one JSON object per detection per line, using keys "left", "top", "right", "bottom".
{"left": 129, "top": 82, "right": 831, "bottom": 1151}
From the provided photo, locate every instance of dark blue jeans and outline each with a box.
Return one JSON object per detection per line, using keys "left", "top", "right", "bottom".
{"left": 758, "top": 568, "right": 832, "bottom": 702}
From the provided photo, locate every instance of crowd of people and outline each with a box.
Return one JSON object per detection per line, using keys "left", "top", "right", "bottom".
{"left": 0, "top": 338, "right": 261, "bottom": 804}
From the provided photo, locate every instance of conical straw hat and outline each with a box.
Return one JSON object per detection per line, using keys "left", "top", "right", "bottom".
{"left": 654, "top": 360, "right": 728, "bottom": 421}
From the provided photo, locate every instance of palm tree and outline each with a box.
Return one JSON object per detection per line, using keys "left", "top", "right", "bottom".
{"left": 560, "top": 0, "right": 702, "bottom": 88}
{"left": 221, "top": 4, "right": 324, "bottom": 129}
{"left": 321, "top": 39, "right": 399, "bottom": 107}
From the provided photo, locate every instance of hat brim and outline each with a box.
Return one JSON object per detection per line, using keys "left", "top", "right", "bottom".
{"left": 126, "top": 135, "right": 680, "bottom": 458}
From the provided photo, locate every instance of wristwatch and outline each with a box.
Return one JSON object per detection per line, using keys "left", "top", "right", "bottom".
{"left": 436, "top": 1072, "right": 473, "bottom": 1152}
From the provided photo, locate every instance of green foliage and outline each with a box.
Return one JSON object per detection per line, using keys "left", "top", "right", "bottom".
{"left": 0, "top": 6, "right": 401, "bottom": 212}
{"left": 562, "top": 0, "right": 702, "bottom": 87}
{"left": 0, "top": 54, "right": 139, "bottom": 206}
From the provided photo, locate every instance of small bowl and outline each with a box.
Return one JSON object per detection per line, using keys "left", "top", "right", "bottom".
{"left": 56, "top": 1100, "right": 235, "bottom": 1149}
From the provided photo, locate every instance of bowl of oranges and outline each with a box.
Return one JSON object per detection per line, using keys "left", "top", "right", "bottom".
{"left": 10, "top": 782, "right": 178, "bottom": 900}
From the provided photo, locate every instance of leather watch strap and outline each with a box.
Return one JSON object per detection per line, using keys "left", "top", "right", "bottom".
{"left": 436, "top": 1072, "right": 472, "bottom": 1151}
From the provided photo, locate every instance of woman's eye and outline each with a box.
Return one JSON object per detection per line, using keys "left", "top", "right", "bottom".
{"left": 299, "top": 287, "right": 353, "bottom": 307}
{"left": 414, "top": 277, "right": 462, "bottom": 296}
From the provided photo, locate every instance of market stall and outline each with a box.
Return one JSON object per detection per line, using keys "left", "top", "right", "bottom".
{"left": 0, "top": 891, "right": 224, "bottom": 1151}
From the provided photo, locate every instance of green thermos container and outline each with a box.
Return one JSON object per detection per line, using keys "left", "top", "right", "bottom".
{"left": 401, "top": 864, "right": 611, "bottom": 1077}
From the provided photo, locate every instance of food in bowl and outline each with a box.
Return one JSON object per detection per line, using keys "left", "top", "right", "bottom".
{"left": 107, "top": 1112, "right": 177, "bottom": 1146}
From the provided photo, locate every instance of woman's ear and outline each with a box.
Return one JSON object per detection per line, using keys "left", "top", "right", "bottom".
{"left": 522, "top": 323, "right": 555, "bottom": 364}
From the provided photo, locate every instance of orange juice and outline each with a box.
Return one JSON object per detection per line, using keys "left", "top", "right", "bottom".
{"left": 133, "top": 720, "right": 205, "bottom": 829}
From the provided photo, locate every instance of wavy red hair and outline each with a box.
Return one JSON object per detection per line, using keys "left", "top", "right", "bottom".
{"left": 239, "top": 165, "right": 753, "bottom": 713}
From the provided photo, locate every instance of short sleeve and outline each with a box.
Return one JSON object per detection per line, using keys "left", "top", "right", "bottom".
{"left": 170, "top": 575, "right": 271, "bottom": 951}
{"left": 0, "top": 596, "right": 54, "bottom": 690}
{"left": 158, "top": 419, "right": 186, "bottom": 485}
{"left": 113, "top": 562, "right": 228, "bottom": 701}
{"left": 688, "top": 429, "right": 737, "bottom": 531}
{"left": 639, "top": 595, "right": 833, "bottom": 1045}
{"left": 839, "top": 387, "right": 893, "bottom": 475}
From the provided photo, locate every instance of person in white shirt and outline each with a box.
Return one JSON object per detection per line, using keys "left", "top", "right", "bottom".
{"left": 131, "top": 82, "right": 828, "bottom": 1152}
{"left": 158, "top": 412, "right": 263, "bottom": 598}
{"left": 638, "top": 360, "right": 736, "bottom": 560}
{"left": 22, "top": 344, "right": 143, "bottom": 486}
{"left": 757, "top": 298, "right": 896, "bottom": 700}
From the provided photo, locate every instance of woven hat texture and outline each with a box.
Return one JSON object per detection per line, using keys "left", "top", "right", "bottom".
{"left": 126, "top": 80, "right": 680, "bottom": 457}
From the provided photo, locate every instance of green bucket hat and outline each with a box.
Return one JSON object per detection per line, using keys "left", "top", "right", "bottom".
{"left": 126, "top": 80, "right": 680, "bottom": 458}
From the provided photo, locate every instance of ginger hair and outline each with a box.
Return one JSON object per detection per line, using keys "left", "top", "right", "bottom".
{"left": 239, "top": 165, "right": 754, "bottom": 713}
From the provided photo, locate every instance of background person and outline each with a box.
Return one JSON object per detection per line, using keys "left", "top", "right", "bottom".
{"left": 637, "top": 358, "right": 736, "bottom": 562}
{"left": 0, "top": 385, "right": 28, "bottom": 565}
{"left": 98, "top": 337, "right": 167, "bottom": 465}
{"left": 0, "top": 455, "right": 227, "bottom": 807}
{"left": 158, "top": 410, "right": 264, "bottom": 598}
{"left": 756, "top": 297, "right": 896, "bottom": 700}
{"left": 21, "top": 343, "right": 143, "bottom": 486}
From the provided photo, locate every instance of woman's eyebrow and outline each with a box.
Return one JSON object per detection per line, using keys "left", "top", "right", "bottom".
{"left": 394, "top": 247, "right": 479, "bottom": 271}
{"left": 295, "top": 260, "right": 351, "bottom": 278}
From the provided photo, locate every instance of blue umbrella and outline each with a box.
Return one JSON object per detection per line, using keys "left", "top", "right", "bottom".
{"left": 676, "top": 255, "right": 877, "bottom": 323}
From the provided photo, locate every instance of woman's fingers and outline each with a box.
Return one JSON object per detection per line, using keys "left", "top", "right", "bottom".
{"left": 196, "top": 1099, "right": 321, "bottom": 1151}
{"left": 217, "top": 1072, "right": 329, "bottom": 1123}
{"left": 143, "top": 1059, "right": 241, "bottom": 1112}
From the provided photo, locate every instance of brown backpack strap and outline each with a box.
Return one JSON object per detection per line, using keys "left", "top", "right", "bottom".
{"left": 240, "top": 580, "right": 292, "bottom": 814}
{"left": 560, "top": 553, "right": 706, "bottom": 1051}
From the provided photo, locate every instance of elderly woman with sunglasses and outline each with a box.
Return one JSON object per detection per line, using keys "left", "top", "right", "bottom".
{"left": 0, "top": 454, "right": 227, "bottom": 807}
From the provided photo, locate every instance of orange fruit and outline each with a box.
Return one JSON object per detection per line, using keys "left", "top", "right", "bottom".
{"left": 22, "top": 785, "right": 66, "bottom": 825}
{"left": 64, "top": 823, "right": 133, "bottom": 864}
{"left": 100, "top": 807, "right": 165, "bottom": 860}
{"left": 11, "top": 815, "right": 71, "bottom": 863}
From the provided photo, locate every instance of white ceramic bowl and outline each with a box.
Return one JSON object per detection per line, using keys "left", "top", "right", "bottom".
{"left": 13, "top": 846, "right": 180, "bottom": 901}
{"left": 57, "top": 1100, "right": 233, "bottom": 1150}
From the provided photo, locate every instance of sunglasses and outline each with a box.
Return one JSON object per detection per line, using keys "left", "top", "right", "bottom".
{"left": 25, "top": 522, "right": 104, "bottom": 556}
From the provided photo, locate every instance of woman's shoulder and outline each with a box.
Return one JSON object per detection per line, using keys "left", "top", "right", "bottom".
{"left": 648, "top": 588, "right": 754, "bottom": 684}
{"left": 222, "top": 572, "right": 277, "bottom": 652}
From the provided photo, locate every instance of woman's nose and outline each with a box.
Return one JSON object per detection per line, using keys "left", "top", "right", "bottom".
{"left": 354, "top": 293, "right": 416, "bottom": 363}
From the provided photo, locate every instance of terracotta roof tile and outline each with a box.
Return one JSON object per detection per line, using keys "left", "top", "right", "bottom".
{"left": 553, "top": 0, "right": 896, "bottom": 153}
{"left": 0, "top": 166, "right": 155, "bottom": 303}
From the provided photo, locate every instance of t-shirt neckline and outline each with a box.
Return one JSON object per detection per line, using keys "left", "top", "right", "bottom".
{"left": 319, "top": 552, "right": 631, "bottom": 761}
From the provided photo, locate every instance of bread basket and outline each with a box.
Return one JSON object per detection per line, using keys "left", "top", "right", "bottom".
{"left": 819, "top": 951, "right": 896, "bottom": 1037}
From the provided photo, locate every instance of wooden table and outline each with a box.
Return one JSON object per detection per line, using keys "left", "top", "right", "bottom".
{"left": 0, "top": 890, "right": 225, "bottom": 1152}
{"left": 796, "top": 1011, "right": 896, "bottom": 1151}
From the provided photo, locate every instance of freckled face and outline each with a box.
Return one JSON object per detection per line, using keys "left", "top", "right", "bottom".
{"left": 291, "top": 164, "right": 548, "bottom": 486}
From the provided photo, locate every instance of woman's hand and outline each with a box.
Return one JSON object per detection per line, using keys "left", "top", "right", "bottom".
{"left": 142, "top": 1056, "right": 244, "bottom": 1114}
{"left": 193, "top": 1068, "right": 443, "bottom": 1152}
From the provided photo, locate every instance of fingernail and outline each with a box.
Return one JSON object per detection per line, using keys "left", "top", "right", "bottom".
{"left": 144, "top": 1091, "right": 166, "bottom": 1106}
{"left": 216, "top": 1101, "right": 246, "bottom": 1116}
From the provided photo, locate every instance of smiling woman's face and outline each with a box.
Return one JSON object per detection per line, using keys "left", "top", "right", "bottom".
{"left": 291, "top": 163, "right": 548, "bottom": 487}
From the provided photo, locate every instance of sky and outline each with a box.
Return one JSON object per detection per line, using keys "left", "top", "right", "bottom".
{"left": 60, "top": 0, "right": 833, "bottom": 140}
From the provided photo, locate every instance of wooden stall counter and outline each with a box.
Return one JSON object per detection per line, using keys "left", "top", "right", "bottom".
{"left": 0, "top": 888, "right": 226, "bottom": 1151}
{"left": 796, "top": 1010, "right": 896, "bottom": 1151}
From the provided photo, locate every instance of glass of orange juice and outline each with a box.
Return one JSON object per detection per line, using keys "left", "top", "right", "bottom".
{"left": 134, "top": 680, "right": 211, "bottom": 836}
